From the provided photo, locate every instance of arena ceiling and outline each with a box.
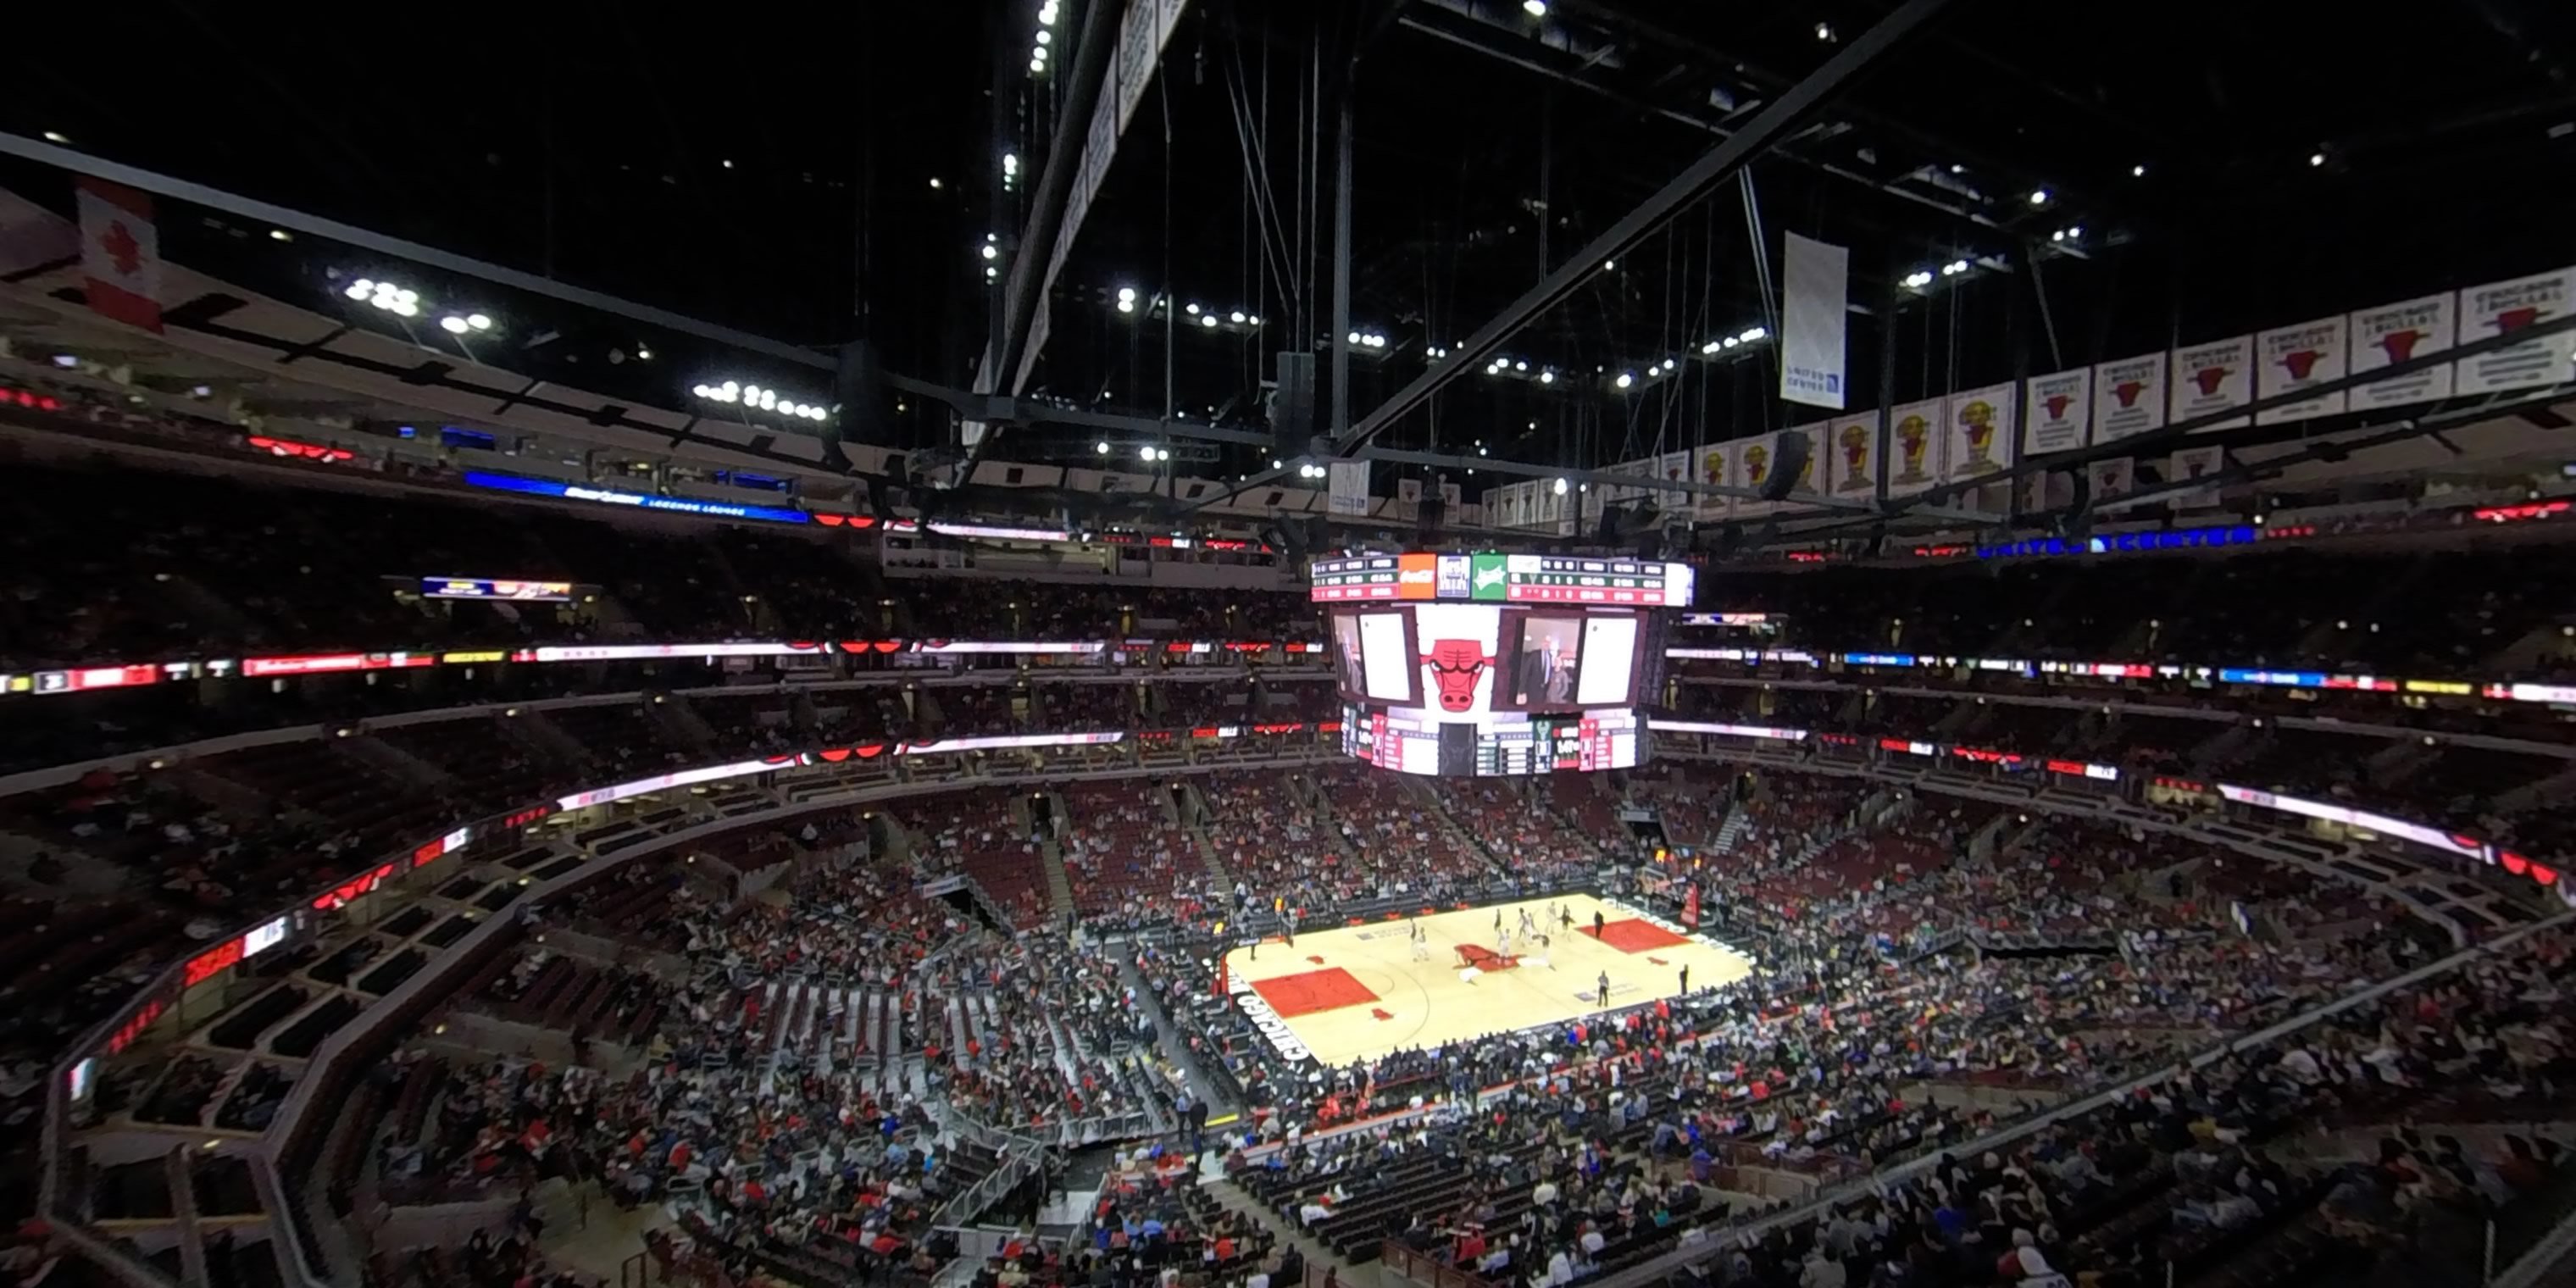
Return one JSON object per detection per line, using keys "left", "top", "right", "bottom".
{"left": 4, "top": 0, "right": 2574, "bottom": 491}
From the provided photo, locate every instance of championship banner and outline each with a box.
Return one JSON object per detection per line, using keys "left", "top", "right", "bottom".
{"left": 1700, "top": 441, "right": 1742, "bottom": 518}
{"left": 1396, "top": 477, "right": 1424, "bottom": 512}
{"left": 2349, "top": 291, "right": 2456, "bottom": 410}
{"left": 2169, "top": 336, "right": 2253, "bottom": 431}
{"left": 1885, "top": 397, "right": 1946, "bottom": 497}
{"left": 2457, "top": 267, "right": 2576, "bottom": 395}
{"left": 2169, "top": 445, "right": 2226, "bottom": 507}
{"left": 1779, "top": 423, "right": 1828, "bottom": 501}
{"left": 1439, "top": 479, "right": 1463, "bottom": 511}
{"left": 1327, "top": 460, "right": 1372, "bottom": 515}
{"left": 2022, "top": 368, "right": 2092, "bottom": 455}
{"left": 2091, "top": 352, "right": 2168, "bottom": 442}
{"left": 1946, "top": 383, "right": 2014, "bottom": 482}
{"left": 1829, "top": 414, "right": 1879, "bottom": 497}
{"left": 2087, "top": 456, "right": 2142, "bottom": 510}
{"left": 1779, "top": 232, "right": 1850, "bottom": 409}
{"left": 2257, "top": 315, "right": 2350, "bottom": 425}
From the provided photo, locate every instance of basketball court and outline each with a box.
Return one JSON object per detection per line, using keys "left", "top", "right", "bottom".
{"left": 1222, "top": 893, "right": 1757, "bottom": 1067}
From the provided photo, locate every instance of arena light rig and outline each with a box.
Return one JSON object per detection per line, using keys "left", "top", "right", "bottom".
{"left": 691, "top": 380, "right": 830, "bottom": 421}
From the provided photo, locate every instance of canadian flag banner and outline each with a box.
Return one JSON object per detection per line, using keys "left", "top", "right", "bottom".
{"left": 2090, "top": 352, "right": 2168, "bottom": 442}
{"left": 2168, "top": 335, "right": 2252, "bottom": 431}
{"left": 1946, "top": 382, "right": 2015, "bottom": 482}
{"left": 2256, "top": 315, "right": 2350, "bottom": 425}
{"left": 2456, "top": 267, "right": 2576, "bottom": 396}
{"left": 2021, "top": 367, "right": 2092, "bottom": 456}
{"left": 77, "top": 179, "right": 163, "bottom": 333}
{"left": 2348, "top": 291, "right": 2456, "bottom": 410}
{"left": 1884, "top": 397, "right": 1946, "bottom": 497}
{"left": 2169, "top": 445, "right": 2226, "bottom": 507}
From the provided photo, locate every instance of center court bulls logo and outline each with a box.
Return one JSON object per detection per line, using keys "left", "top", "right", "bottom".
{"left": 1422, "top": 639, "right": 1494, "bottom": 712}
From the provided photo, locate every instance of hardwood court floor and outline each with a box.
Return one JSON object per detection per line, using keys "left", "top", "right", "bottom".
{"left": 1222, "top": 893, "right": 1756, "bottom": 1067}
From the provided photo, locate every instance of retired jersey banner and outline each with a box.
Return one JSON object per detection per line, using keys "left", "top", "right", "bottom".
{"left": 1946, "top": 383, "right": 2014, "bottom": 482}
{"left": 2457, "top": 267, "right": 2576, "bottom": 395}
{"left": 2349, "top": 291, "right": 2456, "bottom": 410}
{"left": 1779, "top": 232, "right": 1850, "bottom": 409}
{"left": 1327, "top": 460, "right": 1371, "bottom": 515}
{"left": 2257, "top": 315, "right": 2349, "bottom": 425}
{"left": 1829, "top": 414, "right": 1879, "bottom": 497}
{"left": 2092, "top": 352, "right": 2168, "bottom": 442}
{"left": 1885, "top": 398, "right": 1946, "bottom": 497}
{"left": 2169, "top": 336, "right": 2253, "bottom": 431}
{"left": 2023, "top": 368, "right": 2092, "bottom": 455}
{"left": 2169, "top": 445, "right": 2226, "bottom": 507}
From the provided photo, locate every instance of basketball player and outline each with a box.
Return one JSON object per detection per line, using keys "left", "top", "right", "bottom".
{"left": 1497, "top": 924, "right": 1513, "bottom": 963}
{"left": 1530, "top": 933, "right": 1552, "bottom": 970}
{"left": 1518, "top": 906, "right": 1536, "bottom": 938}
{"left": 1410, "top": 920, "right": 1430, "bottom": 962}
{"left": 1597, "top": 970, "right": 1613, "bottom": 1009}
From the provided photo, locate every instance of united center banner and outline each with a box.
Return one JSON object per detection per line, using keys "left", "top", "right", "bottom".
{"left": 1779, "top": 232, "right": 1850, "bottom": 409}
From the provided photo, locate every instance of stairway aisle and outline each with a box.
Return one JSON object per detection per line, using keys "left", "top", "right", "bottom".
{"left": 1201, "top": 1176, "right": 1362, "bottom": 1286}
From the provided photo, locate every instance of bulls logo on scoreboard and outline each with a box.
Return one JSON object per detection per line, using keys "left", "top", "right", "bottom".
{"left": 1421, "top": 639, "right": 1494, "bottom": 713}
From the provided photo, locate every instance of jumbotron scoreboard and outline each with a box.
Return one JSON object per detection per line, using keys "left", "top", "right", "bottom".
{"left": 1312, "top": 551, "right": 1692, "bottom": 778}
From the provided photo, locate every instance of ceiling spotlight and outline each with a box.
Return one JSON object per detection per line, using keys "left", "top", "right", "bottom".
{"left": 2307, "top": 151, "right": 2326, "bottom": 168}
{"left": 466, "top": 314, "right": 491, "bottom": 330}
{"left": 1096, "top": 441, "right": 1111, "bottom": 454}
{"left": 41, "top": 131, "right": 69, "bottom": 144}
{"left": 1117, "top": 286, "right": 1137, "bottom": 302}
{"left": 930, "top": 177, "right": 942, "bottom": 190}
{"left": 1347, "top": 331, "right": 1362, "bottom": 345}
{"left": 1035, "top": 30, "right": 1052, "bottom": 45}
{"left": 1615, "top": 373, "right": 1635, "bottom": 389}
{"left": 1524, "top": 0, "right": 1547, "bottom": 13}
{"left": 2066, "top": 225, "right": 2083, "bottom": 239}
{"left": 636, "top": 347, "right": 651, "bottom": 360}
{"left": 1702, "top": 341, "right": 1720, "bottom": 354}
{"left": 1513, "top": 360, "right": 1528, "bottom": 371}
{"left": 1200, "top": 314, "right": 1217, "bottom": 328}
{"left": 1902, "top": 269, "right": 1934, "bottom": 289}
{"left": 1185, "top": 303, "right": 1201, "bottom": 315}
{"left": 1722, "top": 336, "right": 1742, "bottom": 349}
{"left": 1940, "top": 259, "right": 1968, "bottom": 276}
{"left": 1230, "top": 310, "right": 1246, "bottom": 323}
{"left": 2130, "top": 164, "right": 2148, "bottom": 178}
{"left": 391, "top": 300, "right": 418, "bottom": 318}
{"left": 1740, "top": 326, "right": 1768, "bottom": 341}
{"left": 1247, "top": 315, "right": 1262, "bottom": 325}
{"left": 1116, "top": 299, "right": 1135, "bottom": 314}
{"left": 1552, "top": 476, "right": 1570, "bottom": 496}
{"left": 343, "top": 283, "right": 370, "bottom": 301}
{"left": 1814, "top": 21, "right": 1835, "bottom": 40}
{"left": 1030, "top": 58, "right": 1046, "bottom": 73}
{"left": 1539, "top": 369, "right": 1555, "bottom": 384}
{"left": 692, "top": 385, "right": 712, "bottom": 397}
{"left": 440, "top": 315, "right": 470, "bottom": 335}
{"left": 269, "top": 229, "right": 292, "bottom": 242}
{"left": 980, "top": 244, "right": 998, "bottom": 260}
{"left": 2029, "top": 189, "right": 2050, "bottom": 205}
{"left": 1602, "top": 258, "right": 1616, "bottom": 271}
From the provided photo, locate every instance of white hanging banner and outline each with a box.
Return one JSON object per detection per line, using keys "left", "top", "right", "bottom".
{"left": 2256, "top": 315, "right": 2350, "bottom": 425}
{"left": 1396, "top": 477, "right": 1424, "bottom": 507}
{"left": 1885, "top": 398, "right": 1946, "bottom": 497}
{"left": 1946, "top": 382, "right": 2015, "bottom": 482}
{"left": 1439, "top": 480, "right": 1463, "bottom": 511}
{"left": 2022, "top": 368, "right": 2092, "bottom": 455}
{"left": 1779, "top": 232, "right": 1850, "bottom": 409}
{"left": 2457, "top": 267, "right": 2576, "bottom": 395}
{"left": 2088, "top": 456, "right": 2143, "bottom": 510}
{"left": 2348, "top": 292, "right": 2457, "bottom": 410}
{"left": 1657, "top": 450, "right": 1695, "bottom": 508}
{"left": 2091, "top": 352, "right": 2168, "bottom": 442}
{"left": 1699, "top": 441, "right": 1742, "bottom": 519}
{"left": 2169, "top": 335, "right": 2253, "bottom": 431}
{"left": 1327, "top": 460, "right": 1371, "bottom": 515}
{"left": 1829, "top": 413, "right": 1880, "bottom": 497}
{"left": 2169, "top": 445, "right": 2226, "bottom": 507}
{"left": 1779, "top": 423, "right": 1829, "bottom": 502}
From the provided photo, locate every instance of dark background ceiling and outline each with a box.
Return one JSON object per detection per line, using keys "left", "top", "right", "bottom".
{"left": 4, "top": 0, "right": 2573, "bottom": 489}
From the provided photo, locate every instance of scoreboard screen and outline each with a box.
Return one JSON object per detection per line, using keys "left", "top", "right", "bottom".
{"left": 1310, "top": 551, "right": 1694, "bottom": 608}
{"left": 1340, "top": 704, "right": 1641, "bottom": 777}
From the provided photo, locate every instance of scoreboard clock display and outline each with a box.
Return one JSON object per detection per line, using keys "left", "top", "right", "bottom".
{"left": 1310, "top": 552, "right": 1695, "bottom": 607}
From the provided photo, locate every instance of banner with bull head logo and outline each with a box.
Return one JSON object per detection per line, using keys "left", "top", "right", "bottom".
{"left": 2022, "top": 367, "right": 2091, "bottom": 456}
{"left": 2091, "top": 352, "right": 2168, "bottom": 442}
{"left": 2349, "top": 291, "right": 2456, "bottom": 410}
{"left": 2257, "top": 315, "right": 2349, "bottom": 424}
{"left": 2457, "top": 266, "right": 2576, "bottom": 396}
{"left": 2169, "top": 335, "right": 2252, "bottom": 432}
